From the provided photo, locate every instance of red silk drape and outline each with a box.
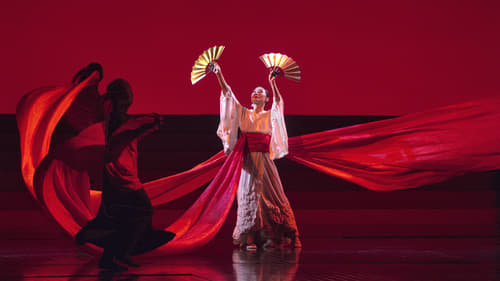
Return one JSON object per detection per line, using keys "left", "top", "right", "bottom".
{"left": 16, "top": 74, "right": 99, "bottom": 199}
{"left": 287, "top": 97, "right": 500, "bottom": 190}
{"left": 16, "top": 75, "right": 500, "bottom": 254}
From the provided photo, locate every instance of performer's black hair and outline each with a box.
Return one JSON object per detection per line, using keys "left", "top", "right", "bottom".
{"left": 105, "top": 78, "right": 133, "bottom": 104}
{"left": 72, "top": 62, "right": 103, "bottom": 84}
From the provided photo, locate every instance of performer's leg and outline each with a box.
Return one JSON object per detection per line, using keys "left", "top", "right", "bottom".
{"left": 98, "top": 241, "right": 127, "bottom": 271}
{"left": 114, "top": 189, "right": 153, "bottom": 266}
{"left": 114, "top": 220, "right": 147, "bottom": 267}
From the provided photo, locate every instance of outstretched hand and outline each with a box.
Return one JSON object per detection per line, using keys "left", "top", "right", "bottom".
{"left": 269, "top": 67, "right": 279, "bottom": 83}
{"left": 210, "top": 61, "right": 229, "bottom": 93}
{"left": 151, "top": 112, "right": 164, "bottom": 127}
{"left": 209, "top": 62, "right": 221, "bottom": 74}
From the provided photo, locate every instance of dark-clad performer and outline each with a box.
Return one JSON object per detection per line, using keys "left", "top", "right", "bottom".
{"left": 75, "top": 79, "right": 175, "bottom": 271}
{"left": 210, "top": 62, "right": 301, "bottom": 250}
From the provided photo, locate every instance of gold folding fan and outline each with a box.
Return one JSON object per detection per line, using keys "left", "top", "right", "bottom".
{"left": 259, "top": 53, "right": 301, "bottom": 81}
{"left": 190, "top": 45, "right": 225, "bottom": 85}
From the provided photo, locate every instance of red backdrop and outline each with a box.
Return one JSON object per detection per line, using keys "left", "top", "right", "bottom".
{"left": 1, "top": 0, "right": 499, "bottom": 115}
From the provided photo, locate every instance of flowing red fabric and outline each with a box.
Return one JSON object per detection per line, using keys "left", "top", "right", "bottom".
{"left": 16, "top": 73, "right": 99, "bottom": 199}
{"left": 16, "top": 76, "right": 500, "bottom": 254}
{"left": 287, "top": 97, "right": 500, "bottom": 190}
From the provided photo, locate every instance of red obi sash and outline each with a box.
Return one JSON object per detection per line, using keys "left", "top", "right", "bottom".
{"left": 241, "top": 132, "right": 271, "bottom": 153}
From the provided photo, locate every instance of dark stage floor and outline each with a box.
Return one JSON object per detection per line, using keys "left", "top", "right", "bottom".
{"left": 1, "top": 235, "right": 499, "bottom": 281}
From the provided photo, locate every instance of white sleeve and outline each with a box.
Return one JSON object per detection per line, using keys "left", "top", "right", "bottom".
{"left": 217, "top": 86, "right": 241, "bottom": 155}
{"left": 269, "top": 97, "right": 288, "bottom": 159}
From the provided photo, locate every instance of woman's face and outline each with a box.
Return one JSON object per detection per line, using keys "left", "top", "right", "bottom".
{"left": 251, "top": 87, "right": 268, "bottom": 105}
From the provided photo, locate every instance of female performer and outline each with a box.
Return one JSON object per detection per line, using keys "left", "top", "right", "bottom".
{"left": 210, "top": 62, "right": 301, "bottom": 250}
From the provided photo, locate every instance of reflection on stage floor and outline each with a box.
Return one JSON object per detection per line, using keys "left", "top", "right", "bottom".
{"left": 1, "top": 236, "right": 499, "bottom": 281}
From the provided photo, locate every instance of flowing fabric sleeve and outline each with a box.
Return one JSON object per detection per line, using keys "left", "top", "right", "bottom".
{"left": 217, "top": 86, "right": 242, "bottom": 155}
{"left": 270, "top": 97, "right": 289, "bottom": 160}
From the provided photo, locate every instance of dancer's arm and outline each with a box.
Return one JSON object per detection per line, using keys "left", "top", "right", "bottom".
{"left": 111, "top": 114, "right": 162, "bottom": 143}
{"left": 269, "top": 68, "right": 282, "bottom": 104}
{"left": 268, "top": 67, "right": 288, "bottom": 160}
{"left": 210, "top": 62, "right": 230, "bottom": 96}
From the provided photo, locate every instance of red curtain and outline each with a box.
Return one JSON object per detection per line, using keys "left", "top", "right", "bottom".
{"left": 17, "top": 75, "right": 500, "bottom": 254}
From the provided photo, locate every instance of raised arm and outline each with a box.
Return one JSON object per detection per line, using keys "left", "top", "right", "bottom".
{"left": 210, "top": 62, "right": 230, "bottom": 96}
{"left": 213, "top": 62, "right": 241, "bottom": 154}
{"left": 269, "top": 67, "right": 282, "bottom": 104}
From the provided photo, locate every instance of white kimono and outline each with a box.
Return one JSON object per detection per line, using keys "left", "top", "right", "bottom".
{"left": 217, "top": 87, "right": 299, "bottom": 245}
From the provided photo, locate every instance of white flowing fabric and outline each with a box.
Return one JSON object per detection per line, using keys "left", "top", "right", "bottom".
{"left": 217, "top": 87, "right": 298, "bottom": 245}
